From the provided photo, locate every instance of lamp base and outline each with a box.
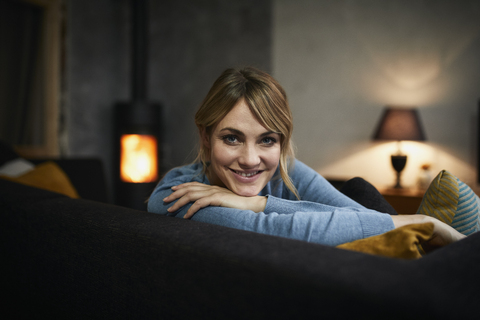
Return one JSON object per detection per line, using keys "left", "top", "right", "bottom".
{"left": 391, "top": 155, "right": 407, "bottom": 189}
{"left": 394, "top": 171, "right": 403, "bottom": 189}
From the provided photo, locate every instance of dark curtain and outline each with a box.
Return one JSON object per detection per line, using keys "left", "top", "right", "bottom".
{"left": 0, "top": 0, "right": 44, "bottom": 146}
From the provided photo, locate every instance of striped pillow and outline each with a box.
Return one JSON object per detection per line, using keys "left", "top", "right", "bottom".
{"left": 416, "top": 170, "right": 480, "bottom": 235}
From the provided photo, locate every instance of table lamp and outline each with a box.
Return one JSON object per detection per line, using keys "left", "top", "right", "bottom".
{"left": 372, "top": 107, "right": 426, "bottom": 189}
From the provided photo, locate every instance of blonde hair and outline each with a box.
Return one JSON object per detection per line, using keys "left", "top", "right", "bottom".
{"left": 194, "top": 67, "right": 299, "bottom": 199}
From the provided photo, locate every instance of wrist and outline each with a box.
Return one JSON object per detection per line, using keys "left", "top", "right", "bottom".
{"left": 391, "top": 214, "right": 432, "bottom": 228}
{"left": 251, "top": 196, "right": 267, "bottom": 213}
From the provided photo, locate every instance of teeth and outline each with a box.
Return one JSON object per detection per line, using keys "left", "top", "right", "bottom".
{"left": 236, "top": 171, "right": 258, "bottom": 177}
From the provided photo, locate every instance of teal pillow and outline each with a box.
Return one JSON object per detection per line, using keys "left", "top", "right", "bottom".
{"left": 417, "top": 170, "right": 480, "bottom": 235}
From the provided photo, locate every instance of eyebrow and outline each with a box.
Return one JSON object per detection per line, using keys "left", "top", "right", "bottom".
{"left": 219, "top": 127, "right": 279, "bottom": 137}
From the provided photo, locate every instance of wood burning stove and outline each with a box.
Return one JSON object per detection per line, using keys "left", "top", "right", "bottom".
{"left": 114, "top": 0, "right": 162, "bottom": 210}
{"left": 114, "top": 101, "right": 161, "bottom": 210}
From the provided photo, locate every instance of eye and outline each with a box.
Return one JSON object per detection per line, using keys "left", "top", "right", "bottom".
{"left": 261, "top": 136, "right": 277, "bottom": 145}
{"left": 221, "top": 134, "right": 239, "bottom": 145}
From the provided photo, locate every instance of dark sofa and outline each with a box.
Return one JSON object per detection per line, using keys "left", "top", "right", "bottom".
{"left": 2, "top": 159, "right": 480, "bottom": 319}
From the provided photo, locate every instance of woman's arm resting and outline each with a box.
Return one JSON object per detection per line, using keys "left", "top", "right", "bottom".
{"left": 163, "top": 182, "right": 267, "bottom": 219}
{"left": 391, "top": 215, "right": 466, "bottom": 251}
{"left": 150, "top": 183, "right": 395, "bottom": 246}
{"left": 149, "top": 180, "right": 464, "bottom": 248}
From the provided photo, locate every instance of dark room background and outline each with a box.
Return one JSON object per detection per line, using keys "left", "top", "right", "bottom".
{"left": 66, "top": 0, "right": 272, "bottom": 201}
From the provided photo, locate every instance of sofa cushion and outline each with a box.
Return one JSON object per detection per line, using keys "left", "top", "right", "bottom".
{"left": 29, "top": 158, "right": 108, "bottom": 202}
{"left": 0, "top": 161, "right": 79, "bottom": 198}
{"left": 0, "top": 158, "right": 35, "bottom": 177}
{"left": 337, "top": 223, "right": 433, "bottom": 259}
{"left": 417, "top": 170, "right": 480, "bottom": 235}
{"left": 0, "top": 139, "right": 20, "bottom": 166}
{"left": 340, "top": 177, "right": 397, "bottom": 215}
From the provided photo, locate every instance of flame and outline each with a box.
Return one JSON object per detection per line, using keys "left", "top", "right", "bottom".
{"left": 120, "top": 134, "right": 158, "bottom": 183}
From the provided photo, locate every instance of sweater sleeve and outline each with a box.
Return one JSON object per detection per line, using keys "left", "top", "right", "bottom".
{"left": 148, "top": 187, "right": 394, "bottom": 247}
{"left": 290, "top": 160, "right": 367, "bottom": 208}
{"left": 149, "top": 198, "right": 393, "bottom": 246}
{"left": 147, "top": 163, "right": 395, "bottom": 246}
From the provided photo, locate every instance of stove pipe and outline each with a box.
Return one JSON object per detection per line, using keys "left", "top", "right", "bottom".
{"left": 131, "top": 0, "right": 147, "bottom": 102}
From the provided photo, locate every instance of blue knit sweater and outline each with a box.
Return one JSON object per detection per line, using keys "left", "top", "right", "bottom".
{"left": 147, "top": 160, "right": 394, "bottom": 246}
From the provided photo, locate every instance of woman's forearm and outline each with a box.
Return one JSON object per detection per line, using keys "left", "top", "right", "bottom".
{"left": 391, "top": 215, "right": 465, "bottom": 251}
{"left": 391, "top": 214, "right": 432, "bottom": 228}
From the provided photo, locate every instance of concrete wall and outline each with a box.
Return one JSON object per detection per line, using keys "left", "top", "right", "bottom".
{"left": 66, "top": 0, "right": 480, "bottom": 198}
{"left": 66, "top": 0, "right": 272, "bottom": 201}
{"left": 273, "top": 0, "right": 480, "bottom": 192}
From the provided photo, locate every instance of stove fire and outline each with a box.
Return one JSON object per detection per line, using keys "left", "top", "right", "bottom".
{"left": 114, "top": 102, "right": 161, "bottom": 210}
{"left": 120, "top": 134, "right": 158, "bottom": 183}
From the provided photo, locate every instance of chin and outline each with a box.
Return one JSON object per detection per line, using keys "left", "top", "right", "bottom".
{"left": 231, "top": 186, "right": 261, "bottom": 197}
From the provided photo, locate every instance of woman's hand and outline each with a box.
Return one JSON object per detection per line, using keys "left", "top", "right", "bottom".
{"left": 162, "top": 182, "right": 267, "bottom": 219}
{"left": 391, "top": 215, "right": 466, "bottom": 252}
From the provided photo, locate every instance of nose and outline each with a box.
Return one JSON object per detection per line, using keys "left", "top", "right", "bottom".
{"left": 239, "top": 144, "right": 261, "bottom": 168}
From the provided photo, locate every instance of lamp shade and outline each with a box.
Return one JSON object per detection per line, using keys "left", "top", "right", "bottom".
{"left": 372, "top": 107, "right": 426, "bottom": 141}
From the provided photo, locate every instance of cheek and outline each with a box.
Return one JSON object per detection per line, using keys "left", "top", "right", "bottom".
{"left": 211, "top": 144, "right": 234, "bottom": 167}
{"left": 267, "top": 147, "right": 281, "bottom": 168}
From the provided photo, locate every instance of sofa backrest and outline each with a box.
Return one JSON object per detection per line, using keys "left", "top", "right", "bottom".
{"left": 2, "top": 179, "right": 480, "bottom": 319}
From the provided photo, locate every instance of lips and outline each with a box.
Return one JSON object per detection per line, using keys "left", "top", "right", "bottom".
{"left": 229, "top": 168, "right": 263, "bottom": 179}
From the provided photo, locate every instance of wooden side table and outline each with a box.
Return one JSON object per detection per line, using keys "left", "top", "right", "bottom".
{"left": 380, "top": 188, "right": 426, "bottom": 215}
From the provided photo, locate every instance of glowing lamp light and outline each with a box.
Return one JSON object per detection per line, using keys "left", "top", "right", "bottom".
{"left": 120, "top": 134, "right": 158, "bottom": 183}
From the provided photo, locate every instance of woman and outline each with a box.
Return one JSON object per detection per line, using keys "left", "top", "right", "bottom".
{"left": 148, "top": 67, "right": 464, "bottom": 248}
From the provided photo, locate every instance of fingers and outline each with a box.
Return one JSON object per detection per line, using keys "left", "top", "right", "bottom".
{"left": 422, "top": 219, "right": 466, "bottom": 252}
{"left": 171, "top": 182, "right": 205, "bottom": 192}
{"left": 166, "top": 189, "right": 211, "bottom": 213}
{"left": 162, "top": 183, "right": 226, "bottom": 218}
{"left": 183, "top": 200, "right": 208, "bottom": 219}
{"left": 163, "top": 183, "right": 211, "bottom": 203}
{"left": 182, "top": 193, "right": 225, "bottom": 219}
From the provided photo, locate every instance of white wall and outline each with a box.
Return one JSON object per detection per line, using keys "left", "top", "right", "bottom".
{"left": 273, "top": 0, "right": 480, "bottom": 192}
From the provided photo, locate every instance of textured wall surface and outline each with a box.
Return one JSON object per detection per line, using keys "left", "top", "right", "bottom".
{"left": 273, "top": 0, "right": 480, "bottom": 191}
{"left": 66, "top": 0, "right": 271, "bottom": 201}
{"left": 66, "top": 0, "right": 129, "bottom": 201}
{"left": 148, "top": 0, "right": 272, "bottom": 170}
{"left": 67, "top": 0, "right": 480, "bottom": 198}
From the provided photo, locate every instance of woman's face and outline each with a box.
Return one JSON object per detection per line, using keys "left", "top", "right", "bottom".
{"left": 204, "top": 99, "right": 281, "bottom": 197}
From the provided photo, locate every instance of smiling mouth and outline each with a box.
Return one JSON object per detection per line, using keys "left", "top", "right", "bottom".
{"left": 229, "top": 169, "right": 263, "bottom": 177}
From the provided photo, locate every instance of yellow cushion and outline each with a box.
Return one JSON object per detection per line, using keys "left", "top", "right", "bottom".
{"left": 0, "top": 161, "right": 80, "bottom": 198}
{"left": 337, "top": 223, "right": 434, "bottom": 259}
